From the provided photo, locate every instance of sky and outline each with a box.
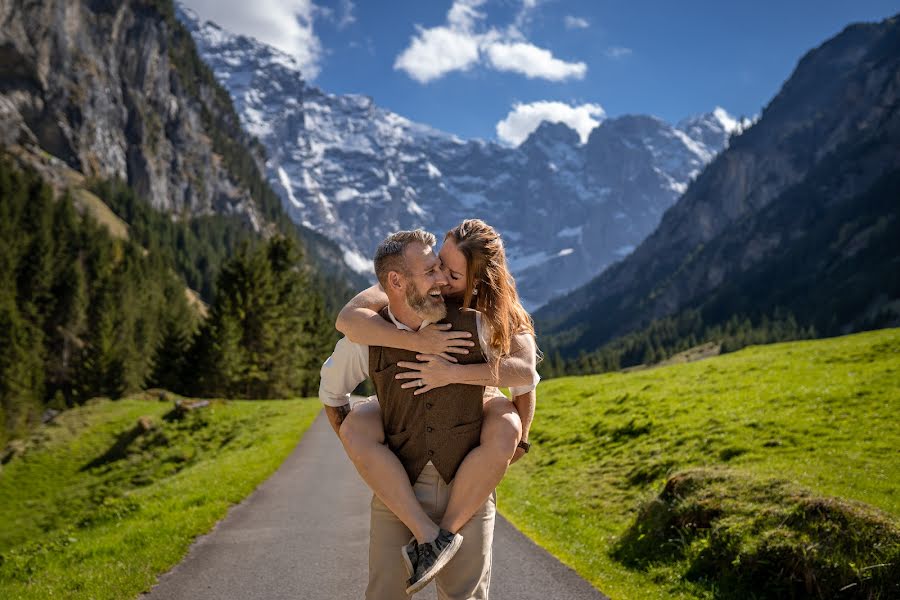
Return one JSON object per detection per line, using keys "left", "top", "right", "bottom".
{"left": 180, "top": 0, "right": 898, "bottom": 145}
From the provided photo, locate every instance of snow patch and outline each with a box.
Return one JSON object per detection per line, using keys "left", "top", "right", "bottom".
{"left": 335, "top": 187, "right": 359, "bottom": 202}
{"left": 713, "top": 107, "right": 740, "bottom": 134}
{"left": 277, "top": 167, "right": 303, "bottom": 208}
{"left": 672, "top": 129, "right": 713, "bottom": 162}
{"left": 407, "top": 200, "right": 426, "bottom": 217}
{"left": 508, "top": 251, "right": 549, "bottom": 271}
{"left": 669, "top": 180, "right": 687, "bottom": 194}
{"left": 343, "top": 248, "right": 374, "bottom": 274}
{"left": 557, "top": 226, "right": 582, "bottom": 238}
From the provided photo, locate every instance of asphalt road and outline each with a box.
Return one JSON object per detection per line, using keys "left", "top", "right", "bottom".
{"left": 143, "top": 410, "right": 608, "bottom": 599}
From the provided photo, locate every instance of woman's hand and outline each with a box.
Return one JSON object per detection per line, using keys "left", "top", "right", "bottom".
{"left": 413, "top": 324, "right": 475, "bottom": 361}
{"left": 395, "top": 354, "right": 458, "bottom": 395}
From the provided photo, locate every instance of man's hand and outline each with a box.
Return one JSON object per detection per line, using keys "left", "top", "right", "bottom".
{"left": 414, "top": 323, "right": 475, "bottom": 360}
{"left": 395, "top": 354, "right": 457, "bottom": 395}
{"left": 324, "top": 403, "right": 351, "bottom": 436}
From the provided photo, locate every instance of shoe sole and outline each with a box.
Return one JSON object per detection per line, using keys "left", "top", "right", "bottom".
{"left": 404, "top": 534, "right": 463, "bottom": 596}
{"left": 401, "top": 538, "right": 417, "bottom": 578}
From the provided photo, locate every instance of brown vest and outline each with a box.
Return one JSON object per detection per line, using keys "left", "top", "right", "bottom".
{"left": 369, "top": 301, "right": 486, "bottom": 484}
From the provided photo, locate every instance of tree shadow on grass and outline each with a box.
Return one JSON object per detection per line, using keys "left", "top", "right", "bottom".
{"left": 80, "top": 417, "right": 160, "bottom": 471}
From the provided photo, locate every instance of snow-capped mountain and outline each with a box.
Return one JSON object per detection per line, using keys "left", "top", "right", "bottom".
{"left": 177, "top": 5, "right": 744, "bottom": 309}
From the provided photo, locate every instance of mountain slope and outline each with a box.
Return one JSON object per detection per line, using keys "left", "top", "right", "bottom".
{"left": 0, "top": 0, "right": 361, "bottom": 297}
{"left": 0, "top": 0, "right": 354, "bottom": 444}
{"left": 537, "top": 15, "right": 900, "bottom": 359}
{"left": 177, "top": 4, "right": 743, "bottom": 308}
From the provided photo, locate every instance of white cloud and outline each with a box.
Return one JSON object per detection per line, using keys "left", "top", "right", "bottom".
{"left": 394, "top": 0, "right": 585, "bottom": 83}
{"left": 564, "top": 15, "right": 589, "bottom": 29}
{"left": 181, "top": 0, "right": 323, "bottom": 78}
{"left": 447, "top": 0, "right": 486, "bottom": 30}
{"left": 485, "top": 42, "right": 586, "bottom": 81}
{"left": 496, "top": 101, "right": 606, "bottom": 146}
{"left": 514, "top": 0, "right": 541, "bottom": 29}
{"left": 394, "top": 26, "right": 481, "bottom": 83}
{"left": 605, "top": 46, "right": 633, "bottom": 59}
{"left": 319, "top": 0, "right": 356, "bottom": 29}
{"left": 337, "top": 0, "right": 356, "bottom": 29}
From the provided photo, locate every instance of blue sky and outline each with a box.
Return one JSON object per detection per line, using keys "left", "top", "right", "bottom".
{"left": 181, "top": 0, "right": 898, "bottom": 144}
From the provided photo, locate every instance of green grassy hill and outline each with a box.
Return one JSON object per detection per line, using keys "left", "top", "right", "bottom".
{"left": 500, "top": 328, "right": 900, "bottom": 599}
{"left": 0, "top": 394, "right": 321, "bottom": 599}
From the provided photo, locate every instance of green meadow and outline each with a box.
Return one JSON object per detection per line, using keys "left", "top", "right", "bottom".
{"left": 0, "top": 395, "right": 321, "bottom": 599}
{"left": 499, "top": 328, "right": 900, "bottom": 599}
{"left": 1, "top": 330, "right": 898, "bottom": 599}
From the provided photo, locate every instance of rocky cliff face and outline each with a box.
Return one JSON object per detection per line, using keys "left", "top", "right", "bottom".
{"left": 177, "top": 4, "right": 744, "bottom": 309}
{"left": 0, "top": 0, "right": 263, "bottom": 226}
{"left": 538, "top": 15, "right": 900, "bottom": 352}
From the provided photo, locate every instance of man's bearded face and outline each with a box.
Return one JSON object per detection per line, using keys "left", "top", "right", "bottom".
{"left": 405, "top": 277, "right": 447, "bottom": 323}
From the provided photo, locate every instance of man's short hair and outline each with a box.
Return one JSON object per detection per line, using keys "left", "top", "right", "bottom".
{"left": 374, "top": 229, "right": 437, "bottom": 289}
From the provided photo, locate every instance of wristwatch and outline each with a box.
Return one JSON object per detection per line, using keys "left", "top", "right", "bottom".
{"left": 517, "top": 439, "right": 531, "bottom": 453}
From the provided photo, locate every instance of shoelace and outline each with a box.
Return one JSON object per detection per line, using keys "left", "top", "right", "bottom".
{"left": 417, "top": 542, "right": 438, "bottom": 565}
{"left": 433, "top": 532, "right": 451, "bottom": 551}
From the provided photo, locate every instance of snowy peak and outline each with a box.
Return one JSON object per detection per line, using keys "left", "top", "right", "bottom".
{"left": 677, "top": 107, "right": 753, "bottom": 151}
{"left": 179, "top": 7, "right": 733, "bottom": 309}
{"left": 522, "top": 121, "right": 582, "bottom": 147}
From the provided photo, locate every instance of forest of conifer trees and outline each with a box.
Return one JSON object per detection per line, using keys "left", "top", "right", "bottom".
{"left": 0, "top": 158, "right": 337, "bottom": 447}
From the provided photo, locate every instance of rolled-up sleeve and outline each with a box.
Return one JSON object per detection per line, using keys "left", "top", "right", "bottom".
{"left": 318, "top": 337, "right": 369, "bottom": 407}
{"left": 509, "top": 358, "right": 540, "bottom": 397}
{"left": 476, "top": 312, "right": 540, "bottom": 396}
{"left": 509, "top": 378, "right": 539, "bottom": 397}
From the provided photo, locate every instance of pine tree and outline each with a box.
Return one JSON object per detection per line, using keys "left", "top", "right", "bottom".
{"left": 149, "top": 281, "right": 196, "bottom": 393}
{"left": 75, "top": 279, "right": 124, "bottom": 401}
{"left": 0, "top": 291, "right": 44, "bottom": 444}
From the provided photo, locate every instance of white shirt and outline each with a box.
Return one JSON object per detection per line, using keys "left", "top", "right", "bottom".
{"left": 318, "top": 307, "right": 540, "bottom": 407}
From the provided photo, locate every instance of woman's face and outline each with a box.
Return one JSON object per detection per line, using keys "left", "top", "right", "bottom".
{"left": 438, "top": 237, "right": 468, "bottom": 298}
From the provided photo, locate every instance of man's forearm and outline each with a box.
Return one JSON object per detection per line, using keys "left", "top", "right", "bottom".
{"left": 324, "top": 403, "right": 351, "bottom": 436}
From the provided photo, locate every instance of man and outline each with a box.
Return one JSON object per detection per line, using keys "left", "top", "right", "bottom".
{"left": 319, "top": 230, "right": 507, "bottom": 599}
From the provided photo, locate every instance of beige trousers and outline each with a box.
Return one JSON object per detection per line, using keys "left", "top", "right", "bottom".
{"left": 366, "top": 463, "right": 496, "bottom": 600}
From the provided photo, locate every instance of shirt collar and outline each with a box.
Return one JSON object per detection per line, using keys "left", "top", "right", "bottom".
{"left": 386, "top": 306, "right": 432, "bottom": 332}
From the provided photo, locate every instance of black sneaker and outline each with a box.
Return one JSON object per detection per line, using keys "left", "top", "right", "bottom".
{"left": 405, "top": 529, "right": 463, "bottom": 595}
{"left": 401, "top": 537, "right": 418, "bottom": 577}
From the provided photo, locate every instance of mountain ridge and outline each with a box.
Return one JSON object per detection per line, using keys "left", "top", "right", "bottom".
{"left": 177, "top": 3, "right": 741, "bottom": 309}
{"left": 536, "top": 14, "right": 900, "bottom": 364}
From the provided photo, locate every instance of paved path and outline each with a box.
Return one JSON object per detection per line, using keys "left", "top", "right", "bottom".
{"left": 144, "top": 410, "right": 607, "bottom": 599}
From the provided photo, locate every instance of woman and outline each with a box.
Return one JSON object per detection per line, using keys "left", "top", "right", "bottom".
{"left": 336, "top": 219, "right": 538, "bottom": 590}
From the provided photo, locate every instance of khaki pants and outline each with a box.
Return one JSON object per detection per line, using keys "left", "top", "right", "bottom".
{"left": 366, "top": 464, "right": 496, "bottom": 600}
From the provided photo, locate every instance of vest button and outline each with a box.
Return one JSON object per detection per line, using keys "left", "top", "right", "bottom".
{"left": 428, "top": 449, "right": 435, "bottom": 456}
{"left": 426, "top": 426, "right": 433, "bottom": 433}
{"left": 425, "top": 402, "right": 433, "bottom": 409}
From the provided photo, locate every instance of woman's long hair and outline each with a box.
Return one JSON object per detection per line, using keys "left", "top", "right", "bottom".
{"left": 445, "top": 219, "right": 535, "bottom": 359}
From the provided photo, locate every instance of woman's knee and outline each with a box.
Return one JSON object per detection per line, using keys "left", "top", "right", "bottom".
{"left": 339, "top": 400, "right": 384, "bottom": 452}
{"left": 482, "top": 398, "right": 522, "bottom": 456}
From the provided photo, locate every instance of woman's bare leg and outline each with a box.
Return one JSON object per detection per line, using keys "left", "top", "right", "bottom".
{"left": 439, "top": 395, "right": 522, "bottom": 534}
{"left": 339, "top": 399, "right": 440, "bottom": 544}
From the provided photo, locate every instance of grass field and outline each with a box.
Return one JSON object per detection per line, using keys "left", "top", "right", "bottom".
{"left": 0, "top": 394, "right": 321, "bottom": 599}
{"left": 499, "top": 328, "right": 900, "bottom": 599}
